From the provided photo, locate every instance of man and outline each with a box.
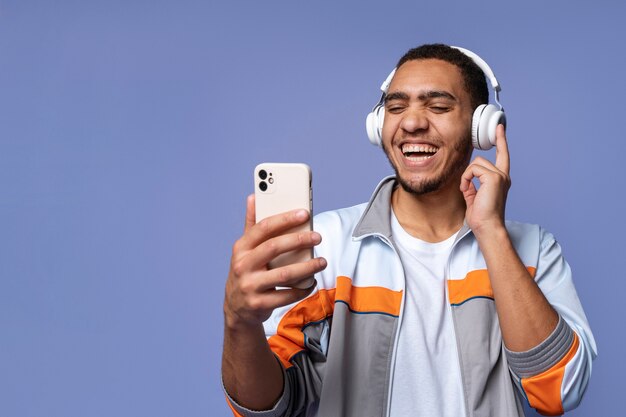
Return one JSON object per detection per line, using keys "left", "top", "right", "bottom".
{"left": 221, "top": 44, "right": 596, "bottom": 417}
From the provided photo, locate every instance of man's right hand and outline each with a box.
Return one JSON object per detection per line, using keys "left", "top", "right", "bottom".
{"left": 222, "top": 195, "right": 327, "bottom": 410}
{"left": 224, "top": 194, "right": 327, "bottom": 330}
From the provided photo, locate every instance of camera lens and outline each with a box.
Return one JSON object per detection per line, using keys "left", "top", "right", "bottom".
{"left": 258, "top": 170, "right": 267, "bottom": 180}
{"left": 259, "top": 181, "right": 267, "bottom": 191}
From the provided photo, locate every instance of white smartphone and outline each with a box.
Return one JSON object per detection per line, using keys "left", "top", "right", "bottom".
{"left": 254, "top": 163, "right": 314, "bottom": 289}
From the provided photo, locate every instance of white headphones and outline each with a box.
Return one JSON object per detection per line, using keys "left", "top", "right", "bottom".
{"left": 365, "top": 46, "right": 506, "bottom": 150}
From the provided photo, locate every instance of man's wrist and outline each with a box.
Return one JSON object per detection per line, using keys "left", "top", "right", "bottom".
{"left": 471, "top": 221, "right": 514, "bottom": 258}
{"left": 470, "top": 219, "right": 507, "bottom": 242}
{"left": 223, "top": 305, "right": 265, "bottom": 333}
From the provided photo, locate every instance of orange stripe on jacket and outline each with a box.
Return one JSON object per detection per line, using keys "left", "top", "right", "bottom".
{"left": 334, "top": 276, "right": 403, "bottom": 316}
{"left": 448, "top": 267, "right": 537, "bottom": 306}
{"left": 268, "top": 287, "right": 336, "bottom": 369}
{"left": 521, "top": 332, "right": 580, "bottom": 416}
{"left": 268, "top": 276, "right": 402, "bottom": 369}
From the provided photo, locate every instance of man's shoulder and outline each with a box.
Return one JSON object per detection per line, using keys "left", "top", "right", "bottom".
{"left": 503, "top": 220, "right": 558, "bottom": 253}
{"left": 311, "top": 203, "right": 373, "bottom": 277}
{"left": 313, "top": 202, "right": 369, "bottom": 234}
{"left": 504, "top": 219, "right": 540, "bottom": 234}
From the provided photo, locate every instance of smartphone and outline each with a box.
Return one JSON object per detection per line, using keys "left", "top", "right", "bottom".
{"left": 254, "top": 163, "right": 314, "bottom": 289}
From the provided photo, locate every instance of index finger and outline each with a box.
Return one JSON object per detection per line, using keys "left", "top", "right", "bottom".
{"left": 242, "top": 208, "right": 311, "bottom": 250}
{"left": 494, "top": 123, "right": 510, "bottom": 175}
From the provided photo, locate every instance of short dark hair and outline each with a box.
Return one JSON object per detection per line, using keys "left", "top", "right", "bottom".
{"left": 396, "top": 44, "right": 489, "bottom": 110}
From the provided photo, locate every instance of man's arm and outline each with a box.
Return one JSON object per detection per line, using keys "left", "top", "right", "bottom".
{"left": 461, "top": 125, "right": 596, "bottom": 415}
{"left": 222, "top": 320, "right": 284, "bottom": 411}
{"left": 460, "top": 124, "right": 558, "bottom": 350}
{"left": 473, "top": 224, "right": 559, "bottom": 351}
{"left": 222, "top": 195, "right": 326, "bottom": 411}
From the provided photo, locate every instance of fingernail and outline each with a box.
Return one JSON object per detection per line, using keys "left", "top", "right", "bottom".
{"left": 319, "top": 257, "right": 327, "bottom": 268}
{"left": 311, "top": 232, "right": 321, "bottom": 243}
{"left": 295, "top": 210, "right": 308, "bottom": 220}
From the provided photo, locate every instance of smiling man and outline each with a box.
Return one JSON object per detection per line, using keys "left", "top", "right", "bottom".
{"left": 222, "top": 44, "right": 596, "bottom": 417}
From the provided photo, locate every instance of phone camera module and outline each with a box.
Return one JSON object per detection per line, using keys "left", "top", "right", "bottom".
{"left": 258, "top": 170, "right": 268, "bottom": 180}
{"left": 259, "top": 181, "right": 268, "bottom": 192}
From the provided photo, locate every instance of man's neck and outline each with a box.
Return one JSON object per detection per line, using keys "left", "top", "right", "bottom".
{"left": 391, "top": 180, "right": 466, "bottom": 243}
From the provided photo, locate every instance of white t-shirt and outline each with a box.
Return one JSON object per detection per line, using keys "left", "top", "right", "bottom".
{"left": 389, "top": 210, "right": 466, "bottom": 417}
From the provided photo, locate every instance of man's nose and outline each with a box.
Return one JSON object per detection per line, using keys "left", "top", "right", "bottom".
{"left": 400, "top": 108, "right": 429, "bottom": 133}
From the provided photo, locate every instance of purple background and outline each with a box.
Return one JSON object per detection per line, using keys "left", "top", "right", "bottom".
{"left": 1, "top": 1, "right": 623, "bottom": 416}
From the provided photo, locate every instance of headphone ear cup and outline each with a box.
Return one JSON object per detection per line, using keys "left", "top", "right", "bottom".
{"left": 366, "top": 105, "right": 384, "bottom": 147}
{"left": 471, "top": 104, "right": 487, "bottom": 150}
{"left": 472, "top": 104, "right": 505, "bottom": 150}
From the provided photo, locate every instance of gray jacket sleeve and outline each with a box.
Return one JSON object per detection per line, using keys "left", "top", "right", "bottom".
{"left": 223, "top": 291, "right": 331, "bottom": 417}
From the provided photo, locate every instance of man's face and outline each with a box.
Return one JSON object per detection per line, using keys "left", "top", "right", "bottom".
{"left": 381, "top": 59, "right": 474, "bottom": 195}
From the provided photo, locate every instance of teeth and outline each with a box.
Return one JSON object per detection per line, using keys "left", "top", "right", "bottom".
{"left": 405, "top": 154, "right": 435, "bottom": 161}
{"left": 401, "top": 144, "right": 438, "bottom": 154}
{"left": 401, "top": 144, "right": 438, "bottom": 161}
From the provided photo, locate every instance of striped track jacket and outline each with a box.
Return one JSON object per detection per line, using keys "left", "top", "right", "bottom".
{"left": 225, "top": 177, "right": 597, "bottom": 417}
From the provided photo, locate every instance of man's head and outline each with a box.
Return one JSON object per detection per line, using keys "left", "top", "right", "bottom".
{"left": 381, "top": 44, "right": 489, "bottom": 196}
{"left": 396, "top": 44, "right": 489, "bottom": 111}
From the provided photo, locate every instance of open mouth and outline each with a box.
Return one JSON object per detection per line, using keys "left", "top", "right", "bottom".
{"left": 401, "top": 143, "right": 439, "bottom": 161}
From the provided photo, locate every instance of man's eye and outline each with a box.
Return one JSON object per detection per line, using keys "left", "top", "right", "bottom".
{"left": 386, "top": 105, "right": 404, "bottom": 113}
{"left": 430, "top": 106, "right": 449, "bottom": 113}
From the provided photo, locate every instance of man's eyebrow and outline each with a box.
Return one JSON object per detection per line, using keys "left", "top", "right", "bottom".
{"left": 384, "top": 90, "right": 457, "bottom": 102}
{"left": 384, "top": 91, "right": 410, "bottom": 102}
{"left": 418, "top": 90, "right": 457, "bottom": 101}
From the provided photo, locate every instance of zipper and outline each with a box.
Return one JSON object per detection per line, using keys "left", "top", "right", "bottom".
{"left": 445, "top": 226, "right": 472, "bottom": 417}
{"left": 368, "top": 233, "right": 406, "bottom": 417}
{"left": 363, "top": 226, "right": 472, "bottom": 417}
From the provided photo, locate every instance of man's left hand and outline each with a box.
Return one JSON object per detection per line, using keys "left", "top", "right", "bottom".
{"left": 460, "top": 124, "right": 511, "bottom": 236}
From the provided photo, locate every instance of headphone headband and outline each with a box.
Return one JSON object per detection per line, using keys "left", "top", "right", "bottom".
{"left": 450, "top": 46, "right": 500, "bottom": 92}
{"left": 377, "top": 46, "right": 503, "bottom": 110}
{"left": 379, "top": 68, "right": 397, "bottom": 93}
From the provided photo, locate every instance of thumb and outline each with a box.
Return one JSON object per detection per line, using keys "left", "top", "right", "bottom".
{"left": 244, "top": 194, "right": 256, "bottom": 232}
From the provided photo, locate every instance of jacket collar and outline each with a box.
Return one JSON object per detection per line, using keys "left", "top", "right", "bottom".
{"left": 352, "top": 176, "right": 472, "bottom": 242}
{"left": 352, "top": 176, "right": 396, "bottom": 239}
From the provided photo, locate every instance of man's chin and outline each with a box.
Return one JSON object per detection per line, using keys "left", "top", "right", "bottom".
{"left": 396, "top": 175, "right": 443, "bottom": 196}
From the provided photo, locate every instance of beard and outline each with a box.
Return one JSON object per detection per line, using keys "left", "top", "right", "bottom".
{"left": 384, "top": 132, "right": 473, "bottom": 196}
